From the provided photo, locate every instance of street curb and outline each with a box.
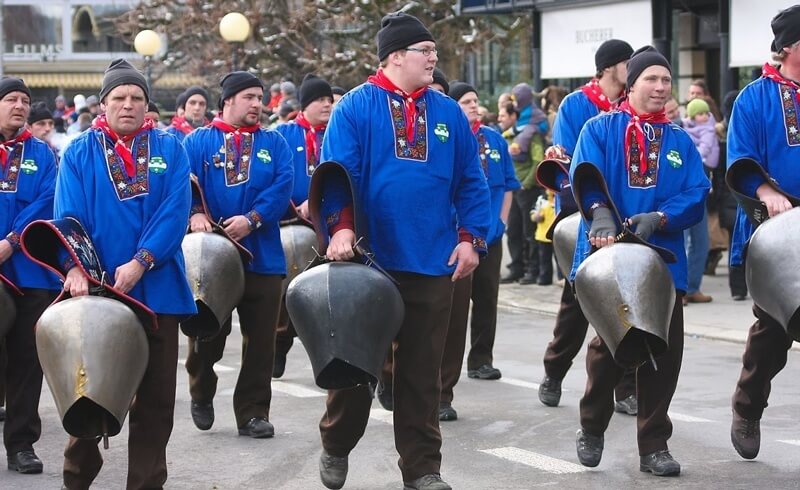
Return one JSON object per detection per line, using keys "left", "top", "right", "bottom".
{"left": 498, "top": 298, "right": 800, "bottom": 351}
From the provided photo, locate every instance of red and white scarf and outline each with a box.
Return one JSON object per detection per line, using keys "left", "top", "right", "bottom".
{"left": 169, "top": 115, "right": 194, "bottom": 135}
{"left": 92, "top": 115, "right": 154, "bottom": 177}
{"left": 470, "top": 119, "right": 481, "bottom": 135}
{"left": 0, "top": 128, "right": 31, "bottom": 169}
{"left": 210, "top": 117, "right": 260, "bottom": 153}
{"left": 618, "top": 100, "right": 670, "bottom": 176}
{"left": 580, "top": 78, "right": 623, "bottom": 112}
{"left": 762, "top": 62, "right": 800, "bottom": 105}
{"left": 294, "top": 112, "right": 326, "bottom": 163}
{"left": 367, "top": 68, "right": 428, "bottom": 143}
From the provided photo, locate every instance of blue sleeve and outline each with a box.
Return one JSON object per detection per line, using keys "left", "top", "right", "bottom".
{"left": 135, "top": 138, "right": 191, "bottom": 269}
{"left": 249, "top": 133, "right": 294, "bottom": 223}
{"left": 726, "top": 91, "right": 765, "bottom": 196}
{"left": 54, "top": 142, "right": 91, "bottom": 226}
{"left": 11, "top": 146, "right": 56, "bottom": 237}
{"left": 319, "top": 99, "right": 359, "bottom": 224}
{"left": 658, "top": 138, "right": 710, "bottom": 232}
{"left": 570, "top": 121, "right": 607, "bottom": 213}
{"left": 500, "top": 137, "right": 521, "bottom": 191}
{"left": 553, "top": 95, "right": 590, "bottom": 156}
{"left": 182, "top": 131, "right": 204, "bottom": 213}
{"left": 453, "top": 112, "right": 490, "bottom": 240}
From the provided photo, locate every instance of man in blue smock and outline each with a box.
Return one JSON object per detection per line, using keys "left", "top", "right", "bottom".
{"left": 166, "top": 86, "right": 209, "bottom": 143}
{"left": 0, "top": 77, "right": 59, "bottom": 475}
{"left": 183, "top": 71, "right": 293, "bottom": 440}
{"left": 727, "top": 5, "right": 800, "bottom": 461}
{"left": 315, "top": 12, "right": 489, "bottom": 490}
{"left": 538, "top": 39, "right": 638, "bottom": 413}
{"left": 58, "top": 59, "right": 197, "bottom": 489}
{"left": 273, "top": 73, "right": 332, "bottom": 376}
{"left": 569, "top": 46, "right": 709, "bottom": 476}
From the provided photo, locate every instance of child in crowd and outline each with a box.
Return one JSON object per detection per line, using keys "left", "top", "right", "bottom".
{"left": 530, "top": 189, "right": 556, "bottom": 285}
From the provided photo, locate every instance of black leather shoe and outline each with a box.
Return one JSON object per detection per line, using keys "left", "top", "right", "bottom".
{"left": 319, "top": 450, "right": 348, "bottom": 489}
{"left": 576, "top": 429, "right": 603, "bottom": 467}
{"left": 518, "top": 273, "right": 538, "bottom": 285}
{"left": 467, "top": 364, "right": 502, "bottom": 380}
{"left": 7, "top": 450, "right": 43, "bottom": 474}
{"left": 377, "top": 381, "right": 393, "bottom": 411}
{"left": 273, "top": 351, "right": 287, "bottom": 378}
{"left": 403, "top": 473, "right": 452, "bottom": 490}
{"left": 238, "top": 417, "right": 274, "bottom": 438}
{"left": 190, "top": 400, "right": 214, "bottom": 430}
{"left": 500, "top": 271, "right": 523, "bottom": 284}
{"left": 639, "top": 449, "right": 681, "bottom": 476}
{"left": 538, "top": 375, "right": 561, "bottom": 407}
{"left": 614, "top": 395, "right": 638, "bottom": 416}
{"left": 439, "top": 403, "right": 458, "bottom": 421}
{"left": 731, "top": 410, "right": 760, "bottom": 459}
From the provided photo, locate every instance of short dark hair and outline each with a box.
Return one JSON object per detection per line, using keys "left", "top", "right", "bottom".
{"left": 500, "top": 102, "right": 518, "bottom": 118}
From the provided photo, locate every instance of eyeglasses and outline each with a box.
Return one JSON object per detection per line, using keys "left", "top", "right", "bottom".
{"left": 405, "top": 47, "right": 438, "bottom": 57}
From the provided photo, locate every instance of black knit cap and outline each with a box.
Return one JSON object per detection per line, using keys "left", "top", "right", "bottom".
{"left": 770, "top": 5, "right": 800, "bottom": 52}
{"left": 0, "top": 77, "right": 30, "bottom": 101}
{"left": 147, "top": 102, "right": 160, "bottom": 114}
{"left": 175, "top": 91, "right": 188, "bottom": 111}
{"left": 626, "top": 46, "right": 671, "bottom": 89}
{"left": 27, "top": 102, "right": 52, "bottom": 124}
{"left": 299, "top": 74, "right": 333, "bottom": 110}
{"left": 432, "top": 68, "right": 449, "bottom": 94}
{"left": 218, "top": 71, "right": 264, "bottom": 110}
{"left": 331, "top": 86, "right": 347, "bottom": 96}
{"left": 595, "top": 39, "right": 634, "bottom": 72}
{"left": 99, "top": 58, "right": 149, "bottom": 103}
{"left": 183, "top": 85, "right": 209, "bottom": 106}
{"left": 448, "top": 81, "right": 477, "bottom": 102}
{"left": 377, "top": 12, "right": 435, "bottom": 61}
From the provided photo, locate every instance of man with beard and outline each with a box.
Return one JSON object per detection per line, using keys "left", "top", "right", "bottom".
{"left": 167, "top": 86, "right": 209, "bottom": 142}
{"left": 183, "top": 71, "right": 293, "bottom": 440}
{"left": 273, "top": 73, "right": 333, "bottom": 377}
{"left": 315, "top": 12, "right": 489, "bottom": 490}
{"left": 538, "top": 40, "right": 638, "bottom": 415}
{"left": 58, "top": 59, "right": 196, "bottom": 489}
{"left": 0, "top": 78, "right": 60, "bottom": 475}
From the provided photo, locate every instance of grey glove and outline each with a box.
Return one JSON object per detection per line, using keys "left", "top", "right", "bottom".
{"left": 627, "top": 212, "right": 662, "bottom": 241}
{"left": 589, "top": 206, "right": 618, "bottom": 239}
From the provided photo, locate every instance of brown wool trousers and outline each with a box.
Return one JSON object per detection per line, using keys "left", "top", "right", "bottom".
{"left": 185, "top": 273, "right": 282, "bottom": 427}
{"left": 5, "top": 289, "right": 55, "bottom": 455}
{"left": 274, "top": 295, "right": 297, "bottom": 358}
{"left": 732, "top": 306, "right": 794, "bottom": 421}
{"left": 440, "top": 242, "right": 504, "bottom": 404}
{"left": 320, "top": 273, "right": 453, "bottom": 482}
{"left": 579, "top": 294, "right": 684, "bottom": 456}
{"left": 544, "top": 282, "right": 636, "bottom": 400}
{"left": 63, "top": 315, "right": 179, "bottom": 490}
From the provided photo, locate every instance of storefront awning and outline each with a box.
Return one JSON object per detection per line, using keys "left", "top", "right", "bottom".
{"left": 540, "top": 0, "right": 652, "bottom": 79}
{"left": 10, "top": 72, "right": 204, "bottom": 90}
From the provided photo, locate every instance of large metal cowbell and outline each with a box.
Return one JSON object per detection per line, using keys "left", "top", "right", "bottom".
{"left": 36, "top": 296, "right": 149, "bottom": 439}
{"left": 552, "top": 212, "right": 581, "bottom": 279}
{"left": 180, "top": 231, "right": 245, "bottom": 340}
{"left": 574, "top": 242, "right": 675, "bottom": 367}
{"left": 746, "top": 206, "right": 800, "bottom": 341}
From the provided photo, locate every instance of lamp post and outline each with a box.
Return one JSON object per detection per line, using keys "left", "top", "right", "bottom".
{"left": 219, "top": 12, "right": 251, "bottom": 71}
{"left": 134, "top": 30, "right": 162, "bottom": 92}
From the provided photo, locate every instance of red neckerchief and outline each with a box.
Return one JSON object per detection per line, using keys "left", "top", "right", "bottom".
{"left": 0, "top": 128, "right": 31, "bottom": 169}
{"left": 170, "top": 115, "right": 194, "bottom": 135}
{"left": 470, "top": 120, "right": 481, "bottom": 135}
{"left": 92, "top": 115, "right": 155, "bottom": 178}
{"left": 581, "top": 78, "right": 623, "bottom": 112}
{"left": 210, "top": 117, "right": 260, "bottom": 153}
{"left": 367, "top": 68, "right": 428, "bottom": 143}
{"left": 762, "top": 63, "right": 800, "bottom": 105}
{"left": 618, "top": 100, "right": 670, "bottom": 176}
{"left": 295, "top": 112, "right": 326, "bottom": 163}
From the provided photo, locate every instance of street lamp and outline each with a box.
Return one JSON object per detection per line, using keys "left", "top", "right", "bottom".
{"left": 134, "top": 30, "right": 161, "bottom": 92}
{"left": 219, "top": 12, "right": 251, "bottom": 71}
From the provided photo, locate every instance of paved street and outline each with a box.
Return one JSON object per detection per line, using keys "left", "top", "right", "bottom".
{"left": 2, "top": 291, "right": 799, "bottom": 489}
